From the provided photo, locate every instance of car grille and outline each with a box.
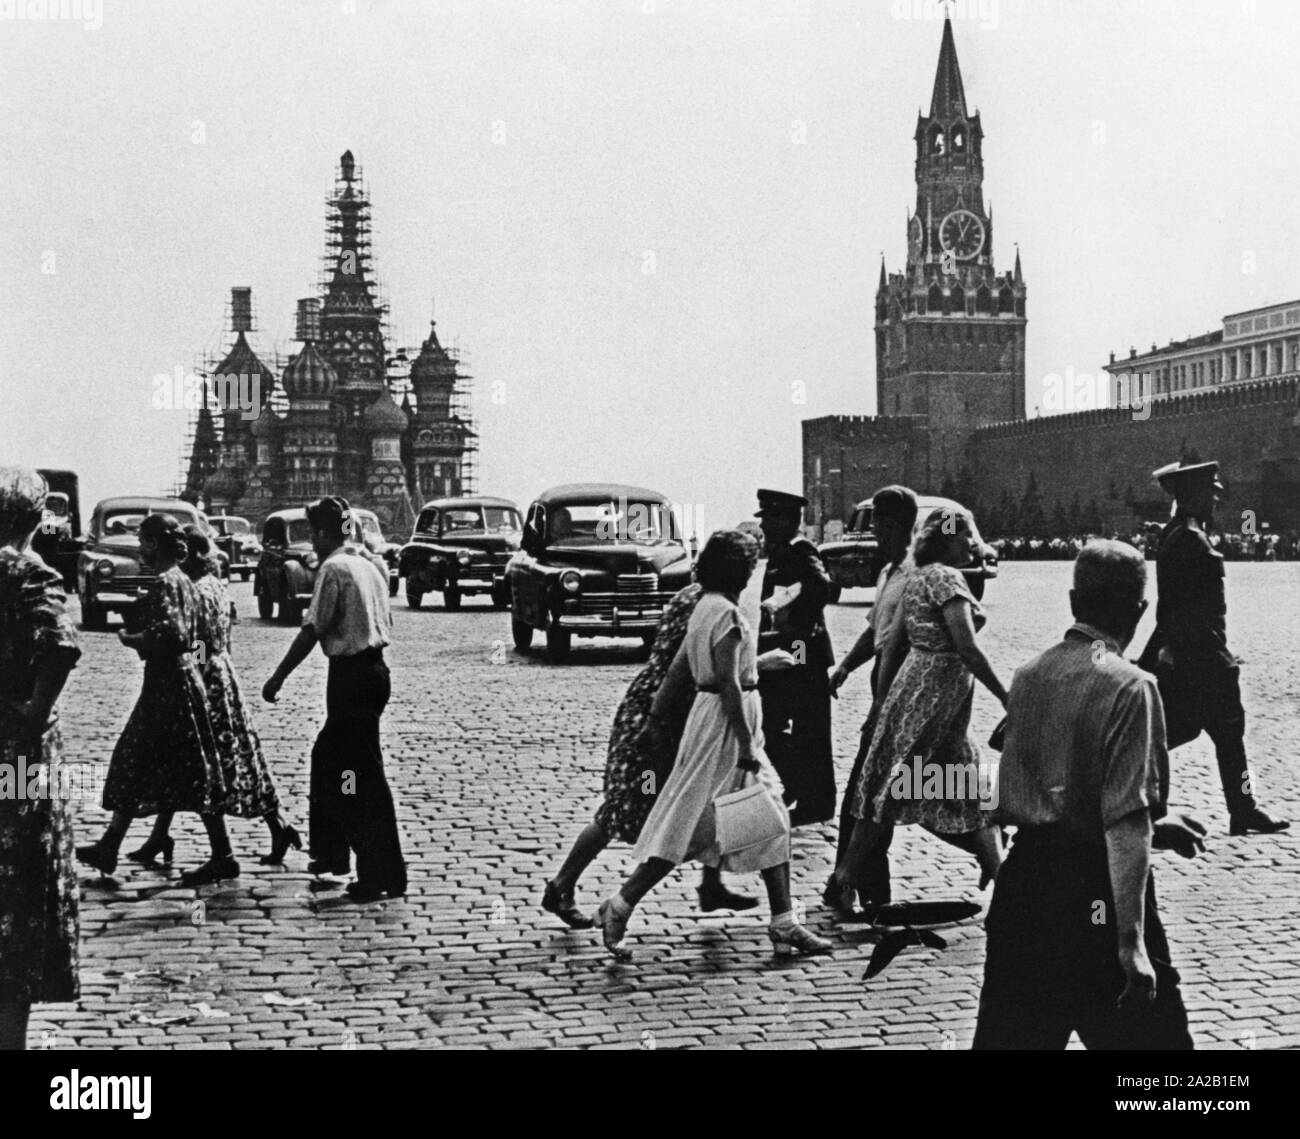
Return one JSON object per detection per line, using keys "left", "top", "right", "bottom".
{"left": 459, "top": 563, "right": 496, "bottom": 583}
{"left": 574, "top": 575, "right": 674, "bottom": 619}
{"left": 109, "top": 574, "right": 155, "bottom": 593}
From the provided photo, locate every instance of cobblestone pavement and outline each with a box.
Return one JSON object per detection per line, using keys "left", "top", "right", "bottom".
{"left": 30, "top": 563, "right": 1300, "bottom": 1050}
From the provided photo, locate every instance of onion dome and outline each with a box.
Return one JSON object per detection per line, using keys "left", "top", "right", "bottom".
{"left": 281, "top": 341, "right": 337, "bottom": 400}
{"left": 203, "top": 463, "right": 244, "bottom": 500}
{"left": 363, "top": 389, "right": 409, "bottom": 433}
{"left": 213, "top": 330, "right": 275, "bottom": 395}
{"left": 250, "top": 401, "right": 281, "bottom": 439}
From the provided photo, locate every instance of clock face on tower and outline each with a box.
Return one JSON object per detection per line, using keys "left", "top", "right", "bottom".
{"left": 939, "top": 209, "right": 986, "bottom": 260}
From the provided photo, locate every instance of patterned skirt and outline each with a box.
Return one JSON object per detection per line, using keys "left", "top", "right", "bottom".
{"left": 0, "top": 725, "right": 79, "bottom": 1003}
{"left": 852, "top": 649, "right": 992, "bottom": 835}
{"left": 204, "top": 654, "right": 278, "bottom": 818}
{"left": 592, "top": 674, "right": 694, "bottom": 846}
{"left": 103, "top": 659, "right": 226, "bottom": 816}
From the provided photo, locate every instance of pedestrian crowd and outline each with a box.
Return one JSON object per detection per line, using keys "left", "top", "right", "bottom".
{"left": 0, "top": 457, "right": 1290, "bottom": 1049}
{"left": 990, "top": 528, "right": 1298, "bottom": 561}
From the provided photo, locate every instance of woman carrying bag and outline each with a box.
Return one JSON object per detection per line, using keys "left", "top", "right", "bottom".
{"left": 595, "top": 530, "right": 833, "bottom": 961}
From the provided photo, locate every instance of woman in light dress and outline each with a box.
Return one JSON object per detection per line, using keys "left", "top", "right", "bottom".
{"left": 595, "top": 530, "right": 833, "bottom": 960}
{"left": 840, "top": 506, "right": 1007, "bottom": 891}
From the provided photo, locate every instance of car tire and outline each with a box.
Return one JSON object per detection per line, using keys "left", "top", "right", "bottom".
{"left": 491, "top": 584, "right": 510, "bottom": 610}
{"left": 443, "top": 586, "right": 462, "bottom": 611}
{"left": 256, "top": 587, "right": 274, "bottom": 620}
{"left": 279, "top": 576, "right": 302, "bottom": 624}
{"left": 389, "top": 576, "right": 399, "bottom": 598}
{"left": 406, "top": 586, "right": 425, "bottom": 609}
{"left": 511, "top": 619, "right": 533, "bottom": 652}
{"left": 545, "top": 626, "right": 571, "bottom": 660}
{"left": 81, "top": 597, "right": 108, "bottom": 631}
{"left": 827, "top": 584, "right": 843, "bottom": 604}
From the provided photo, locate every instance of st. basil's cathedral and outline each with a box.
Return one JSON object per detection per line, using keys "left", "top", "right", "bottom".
{"left": 182, "top": 150, "right": 475, "bottom": 532}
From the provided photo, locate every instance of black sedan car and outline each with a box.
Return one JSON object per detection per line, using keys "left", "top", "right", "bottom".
{"left": 398, "top": 496, "right": 522, "bottom": 610}
{"left": 508, "top": 483, "right": 693, "bottom": 660}
{"left": 818, "top": 493, "right": 999, "bottom": 601}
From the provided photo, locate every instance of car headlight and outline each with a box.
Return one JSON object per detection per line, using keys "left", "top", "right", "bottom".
{"left": 560, "top": 570, "right": 581, "bottom": 593}
{"left": 457, "top": 550, "right": 472, "bottom": 566}
{"left": 304, "top": 552, "right": 319, "bottom": 570}
{"left": 96, "top": 560, "right": 114, "bottom": 578}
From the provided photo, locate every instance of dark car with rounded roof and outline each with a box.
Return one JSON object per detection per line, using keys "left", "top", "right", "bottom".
{"left": 818, "top": 492, "right": 998, "bottom": 602}
{"left": 398, "top": 496, "right": 522, "bottom": 610}
{"left": 508, "top": 483, "right": 693, "bottom": 660}
{"left": 76, "top": 497, "right": 213, "bottom": 630}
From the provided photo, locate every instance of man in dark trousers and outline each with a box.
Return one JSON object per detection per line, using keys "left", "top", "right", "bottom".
{"left": 1138, "top": 460, "right": 1287, "bottom": 836}
{"left": 263, "top": 495, "right": 408, "bottom": 902}
{"left": 975, "top": 540, "right": 1202, "bottom": 1049}
{"left": 755, "top": 488, "right": 835, "bottom": 827}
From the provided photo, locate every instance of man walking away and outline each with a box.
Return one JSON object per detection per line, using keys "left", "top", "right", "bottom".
{"left": 974, "top": 541, "right": 1202, "bottom": 1049}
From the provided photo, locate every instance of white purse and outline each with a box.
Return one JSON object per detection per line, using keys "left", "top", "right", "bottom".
{"left": 714, "top": 778, "right": 788, "bottom": 856}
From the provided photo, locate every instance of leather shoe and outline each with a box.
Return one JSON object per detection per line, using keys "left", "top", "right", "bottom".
{"left": 697, "top": 882, "right": 759, "bottom": 913}
{"left": 345, "top": 881, "right": 405, "bottom": 903}
{"left": 1229, "top": 808, "right": 1290, "bottom": 836}
{"left": 542, "top": 880, "right": 594, "bottom": 929}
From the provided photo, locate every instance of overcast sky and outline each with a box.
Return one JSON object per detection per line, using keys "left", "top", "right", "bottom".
{"left": 3, "top": 0, "right": 1297, "bottom": 533}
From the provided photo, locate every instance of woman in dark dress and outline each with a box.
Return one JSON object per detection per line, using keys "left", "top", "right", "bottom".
{"left": 542, "top": 582, "right": 756, "bottom": 929}
{"left": 128, "top": 528, "right": 300, "bottom": 868}
{"left": 0, "top": 467, "right": 82, "bottom": 1049}
{"left": 76, "top": 514, "right": 238, "bottom": 886}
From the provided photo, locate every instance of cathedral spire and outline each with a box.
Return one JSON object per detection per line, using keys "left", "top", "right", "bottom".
{"left": 1014, "top": 246, "right": 1024, "bottom": 285}
{"left": 929, "top": 16, "right": 968, "bottom": 120}
{"left": 879, "top": 256, "right": 887, "bottom": 288}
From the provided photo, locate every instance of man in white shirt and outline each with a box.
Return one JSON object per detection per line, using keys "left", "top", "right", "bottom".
{"left": 264, "top": 496, "right": 406, "bottom": 903}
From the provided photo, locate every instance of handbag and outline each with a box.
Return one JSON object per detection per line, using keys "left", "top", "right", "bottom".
{"left": 714, "top": 774, "right": 788, "bottom": 856}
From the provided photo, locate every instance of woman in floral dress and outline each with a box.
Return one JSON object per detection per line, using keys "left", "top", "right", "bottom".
{"left": 845, "top": 506, "right": 1007, "bottom": 888}
{"left": 130, "top": 527, "right": 300, "bottom": 869}
{"left": 543, "top": 580, "right": 757, "bottom": 929}
{"left": 0, "top": 467, "right": 82, "bottom": 1049}
{"left": 76, "top": 514, "right": 238, "bottom": 886}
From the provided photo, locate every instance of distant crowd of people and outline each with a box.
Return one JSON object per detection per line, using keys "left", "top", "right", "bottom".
{"left": 990, "top": 529, "right": 1299, "bottom": 561}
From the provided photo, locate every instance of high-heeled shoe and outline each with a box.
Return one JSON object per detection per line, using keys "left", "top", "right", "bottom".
{"left": 595, "top": 898, "right": 633, "bottom": 962}
{"left": 180, "top": 855, "right": 240, "bottom": 887}
{"left": 542, "top": 880, "right": 594, "bottom": 929}
{"left": 768, "top": 923, "right": 834, "bottom": 957}
{"left": 259, "top": 824, "right": 303, "bottom": 866}
{"left": 76, "top": 841, "right": 119, "bottom": 876}
{"left": 126, "top": 835, "right": 175, "bottom": 867}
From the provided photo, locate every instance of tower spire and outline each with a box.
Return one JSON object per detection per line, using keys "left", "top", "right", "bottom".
{"left": 929, "top": 16, "right": 968, "bottom": 119}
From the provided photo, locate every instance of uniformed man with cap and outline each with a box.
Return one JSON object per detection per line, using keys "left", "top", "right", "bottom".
{"left": 754, "top": 488, "right": 836, "bottom": 827}
{"left": 1138, "top": 460, "right": 1288, "bottom": 835}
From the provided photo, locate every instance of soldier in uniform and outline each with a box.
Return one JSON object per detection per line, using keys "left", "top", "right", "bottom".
{"left": 754, "top": 489, "right": 836, "bottom": 827}
{"left": 1138, "top": 460, "right": 1288, "bottom": 836}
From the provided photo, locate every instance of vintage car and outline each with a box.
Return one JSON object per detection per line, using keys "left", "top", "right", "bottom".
{"left": 32, "top": 469, "right": 83, "bottom": 588}
{"left": 352, "top": 508, "right": 402, "bottom": 597}
{"left": 208, "top": 515, "right": 261, "bottom": 581}
{"left": 253, "top": 507, "right": 389, "bottom": 623}
{"left": 819, "top": 493, "right": 999, "bottom": 602}
{"left": 508, "top": 484, "right": 693, "bottom": 660}
{"left": 76, "top": 497, "right": 210, "bottom": 630}
{"left": 398, "top": 496, "right": 522, "bottom": 610}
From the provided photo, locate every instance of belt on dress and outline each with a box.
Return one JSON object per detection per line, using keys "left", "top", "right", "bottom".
{"left": 696, "top": 683, "right": 759, "bottom": 693}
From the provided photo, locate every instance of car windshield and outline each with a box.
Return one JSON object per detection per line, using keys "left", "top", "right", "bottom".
{"left": 356, "top": 514, "right": 381, "bottom": 537}
{"left": 849, "top": 507, "right": 872, "bottom": 533}
{"left": 212, "top": 518, "right": 250, "bottom": 535}
{"left": 484, "top": 507, "right": 521, "bottom": 532}
{"left": 548, "top": 501, "right": 680, "bottom": 545}
{"left": 101, "top": 509, "right": 195, "bottom": 536}
{"left": 45, "top": 495, "right": 69, "bottom": 516}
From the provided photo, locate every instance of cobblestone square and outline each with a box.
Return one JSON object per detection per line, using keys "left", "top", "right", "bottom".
{"left": 33, "top": 562, "right": 1300, "bottom": 1050}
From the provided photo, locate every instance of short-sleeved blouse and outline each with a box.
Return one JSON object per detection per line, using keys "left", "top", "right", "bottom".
{"left": 685, "top": 592, "right": 758, "bottom": 688}
{"left": 904, "top": 563, "right": 980, "bottom": 653}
